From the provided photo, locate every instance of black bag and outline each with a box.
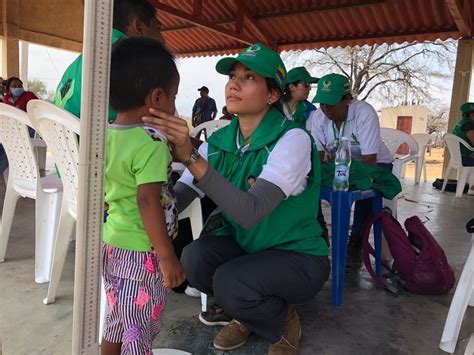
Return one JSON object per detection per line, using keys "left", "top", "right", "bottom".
{"left": 432, "top": 178, "right": 469, "bottom": 194}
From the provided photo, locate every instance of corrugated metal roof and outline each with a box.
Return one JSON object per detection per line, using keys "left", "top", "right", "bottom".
{"left": 153, "top": 0, "right": 472, "bottom": 57}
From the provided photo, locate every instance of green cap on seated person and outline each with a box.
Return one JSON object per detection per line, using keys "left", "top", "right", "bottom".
{"left": 312, "top": 73, "right": 352, "bottom": 105}
{"left": 215, "top": 43, "right": 287, "bottom": 90}
{"left": 460, "top": 102, "right": 474, "bottom": 116}
{"left": 284, "top": 67, "right": 319, "bottom": 85}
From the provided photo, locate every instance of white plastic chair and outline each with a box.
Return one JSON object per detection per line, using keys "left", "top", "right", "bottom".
{"left": 442, "top": 133, "right": 474, "bottom": 198}
{"left": 410, "top": 133, "right": 433, "bottom": 184}
{"left": 380, "top": 128, "right": 419, "bottom": 217}
{"left": 27, "top": 100, "right": 80, "bottom": 302}
{"left": 0, "top": 103, "right": 63, "bottom": 283}
{"left": 191, "top": 120, "right": 230, "bottom": 140}
{"left": 439, "top": 233, "right": 474, "bottom": 353}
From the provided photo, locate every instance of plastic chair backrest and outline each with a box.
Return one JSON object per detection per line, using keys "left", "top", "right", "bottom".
{"left": 443, "top": 133, "right": 472, "bottom": 168}
{"left": 0, "top": 103, "right": 39, "bottom": 190}
{"left": 190, "top": 120, "right": 230, "bottom": 140}
{"left": 380, "top": 127, "right": 419, "bottom": 157}
{"left": 411, "top": 133, "right": 432, "bottom": 157}
{"left": 27, "top": 100, "right": 79, "bottom": 210}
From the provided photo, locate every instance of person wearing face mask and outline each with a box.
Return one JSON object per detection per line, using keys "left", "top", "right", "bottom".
{"left": 3, "top": 77, "right": 38, "bottom": 112}
{"left": 0, "top": 77, "right": 38, "bottom": 174}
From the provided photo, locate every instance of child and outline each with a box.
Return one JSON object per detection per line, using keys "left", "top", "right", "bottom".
{"left": 102, "top": 37, "right": 186, "bottom": 355}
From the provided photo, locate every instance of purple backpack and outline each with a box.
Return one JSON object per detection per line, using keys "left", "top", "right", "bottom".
{"left": 362, "top": 210, "right": 455, "bottom": 295}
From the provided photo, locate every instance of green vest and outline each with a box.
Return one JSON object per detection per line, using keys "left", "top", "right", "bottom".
{"left": 285, "top": 100, "right": 315, "bottom": 129}
{"left": 207, "top": 107, "right": 328, "bottom": 256}
{"left": 54, "top": 28, "right": 127, "bottom": 122}
{"left": 452, "top": 116, "right": 472, "bottom": 158}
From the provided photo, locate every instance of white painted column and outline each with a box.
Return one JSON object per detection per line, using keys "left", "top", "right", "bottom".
{"left": 19, "top": 41, "right": 28, "bottom": 89}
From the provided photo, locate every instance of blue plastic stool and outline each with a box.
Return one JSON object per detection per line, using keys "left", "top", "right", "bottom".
{"left": 320, "top": 187, "right": 383, "bottom": 307}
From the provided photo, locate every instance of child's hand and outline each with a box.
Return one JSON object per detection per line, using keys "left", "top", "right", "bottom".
{"left": 159, "top": 256, "right": 186, "bottom": 289}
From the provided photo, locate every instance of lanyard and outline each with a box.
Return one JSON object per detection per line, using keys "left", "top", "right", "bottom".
{"left": 332, "top": 120, "right": 347, "bottom": 149}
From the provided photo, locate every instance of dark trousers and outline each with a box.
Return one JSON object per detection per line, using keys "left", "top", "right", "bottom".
{"left": 351, "top": 162, "right": 393, "bottom": 238}
{"left": 181, "top": 235, "right": 330, "bottom": 342}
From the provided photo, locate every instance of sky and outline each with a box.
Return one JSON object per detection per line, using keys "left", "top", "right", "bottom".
{"left": 7, "top": 42, "right": 474, "bottom": 117}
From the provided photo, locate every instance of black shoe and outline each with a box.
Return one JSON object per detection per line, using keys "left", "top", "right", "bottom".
{"left": 199, "top": 303, "right": 232, "bottom": 326}
{"left": 347, "top": 236, "right": 362, "bottom": 258}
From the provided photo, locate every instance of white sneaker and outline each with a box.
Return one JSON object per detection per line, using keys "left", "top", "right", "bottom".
{"left": 184, "top": 286, "right": 201, "bottom": 298}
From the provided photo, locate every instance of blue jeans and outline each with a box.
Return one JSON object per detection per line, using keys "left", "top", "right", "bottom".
{"left": 351, "top": 162, "right": 393, "bottom": 239}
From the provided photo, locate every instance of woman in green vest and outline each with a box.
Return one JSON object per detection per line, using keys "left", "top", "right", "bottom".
{"left": 452, "top": 102, "right": 474, "bottom": 166}
{"left": 142, "top": 43, "right": 329, "bottom": 355}
{"left": 282, "top": 66, "right": 319, "bottom": 129}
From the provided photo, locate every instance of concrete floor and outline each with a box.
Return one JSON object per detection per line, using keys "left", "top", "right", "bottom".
{"left": 0, "top": 179, "right": 473, "bottom": 355}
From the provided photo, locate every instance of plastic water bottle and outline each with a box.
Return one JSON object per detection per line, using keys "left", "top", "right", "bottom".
{"left": 333, "top": 137, "right": 351, "bottom": 191}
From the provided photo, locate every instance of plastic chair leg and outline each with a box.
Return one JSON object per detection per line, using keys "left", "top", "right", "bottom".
{"left": 456, "top": 168, "right": 470, "bottom": 198}
{"left": 43, "top": 207, "right": 76, "bottom": 304}
{"left": 423, "top": 160, "right": 427, "bottom": 182}
{"left": 331, "top": 192, "right": 352, "bottom": 307}
{"left": 0, "top": 183, "right": 20, "bottom": 262}
{"left": 372, "top": 195, "right": 383, "bottom": 276}
{"left": 400, "top": 164, "right": 407, "bottom": 179}
{"left": 36, "top": 145, "right": 47, "bottom": 171}
{"left": 415, "top": 157, "right": 423, "bottom": 184}
{"left": 35, "top": 191, "right": 62, "bottom": 283}
{"left": 439, "top": 238, "right": 474, "bottom": 353}
{"left": 442, "top": 166, "right": 453, "bottom": 192}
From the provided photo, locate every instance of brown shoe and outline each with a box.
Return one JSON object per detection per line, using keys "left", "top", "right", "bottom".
{"left": 213, "top": 319, "right": 252, "bottom": 351}
{"left": 268, "top": 305, "right": 302, "bottom": 355}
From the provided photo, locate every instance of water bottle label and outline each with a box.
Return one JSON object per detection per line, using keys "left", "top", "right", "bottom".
{"left": 334, "top": 165, "right": 349, "bottom": 182}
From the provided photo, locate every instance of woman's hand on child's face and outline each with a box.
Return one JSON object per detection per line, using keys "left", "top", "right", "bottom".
{"left": 159, "top": 255, "right": 186, "bottom": 289}
{"left": 142, "top": 108, "right": 194, "bottom": 162}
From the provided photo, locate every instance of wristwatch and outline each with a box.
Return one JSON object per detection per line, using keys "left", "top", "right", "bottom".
{"left": 183, "top": 148, "right": 201, "bottom": 167}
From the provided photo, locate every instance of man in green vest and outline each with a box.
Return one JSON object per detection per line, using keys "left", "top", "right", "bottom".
{"left": 452, "top": 101, "right": 474, "bottom": 166}
{"left": 54, "top": 0, "right": 164, "bottom": 122}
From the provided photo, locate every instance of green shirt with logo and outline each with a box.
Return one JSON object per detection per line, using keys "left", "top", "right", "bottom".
{"left": 104, "top": 125, "right": 177, "bottom": 252}
{"left": 54, "top": 28, "right": 127, "bottom": 122}
{"left": 206, "top": 107, "right": 328, "bottom": 256}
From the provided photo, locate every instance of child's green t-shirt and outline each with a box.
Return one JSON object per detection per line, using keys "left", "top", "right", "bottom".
{"left": 104, "top": 124, "right": 178, "bottom": 251}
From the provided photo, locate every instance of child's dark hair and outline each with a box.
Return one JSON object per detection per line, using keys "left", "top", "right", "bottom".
{"left": 113, "top": 0, "right": 157, "bottom": 34}
{"left": 110, "top": 37, "right": 177, "bottom": 112}
{"left": 265, "top": 78, "right": 284, "bottom": 113}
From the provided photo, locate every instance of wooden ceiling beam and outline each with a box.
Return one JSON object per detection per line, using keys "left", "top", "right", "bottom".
{"left": 160, "top": 0, "right": 399, "bottom": 33}
{"left": 230, "top": 0, "right": 272, "bottom": 45}
{"left": 151, "top": 1, "right": 255, "bottom": 45}
{"left": 445, "top": 0, "right": 472, "bottom": 37}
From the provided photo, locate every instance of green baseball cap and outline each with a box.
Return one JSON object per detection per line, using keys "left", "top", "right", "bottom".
{"left": 215, "top": 43, "right": 287, "bottom": 89}
{"left": 460, "top": 102, "right": 474, "bottom": 115}
{"left": 312, "top": 73, "right": 352, "bottom": 105}
{"left": 284, "top": 67, "right": 319, "bottom": 85}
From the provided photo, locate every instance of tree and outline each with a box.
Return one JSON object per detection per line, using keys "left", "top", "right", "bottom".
{"left": 28, "top": 79, "right": 55, "bottom": 102}
{"left": 282, "top": 41, "right": 456, "bottom": 106}
{"left": 427, "top": 107, "right": 449, "bottom": 146}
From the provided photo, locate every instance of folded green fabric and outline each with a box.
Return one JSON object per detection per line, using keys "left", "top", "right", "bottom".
{"left": 320, "top": 161, "right": 402, "bottom": 200}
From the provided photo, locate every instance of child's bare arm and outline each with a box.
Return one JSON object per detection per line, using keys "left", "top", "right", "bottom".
{"left": 137, "top": 182, "right": 185, "bottom": 288}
